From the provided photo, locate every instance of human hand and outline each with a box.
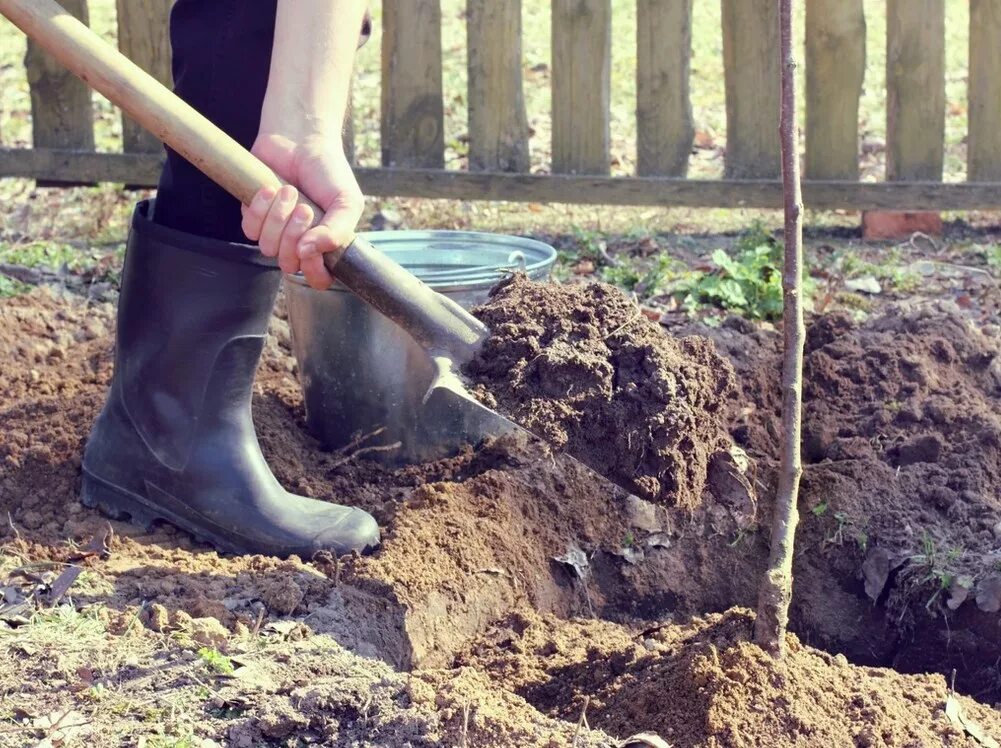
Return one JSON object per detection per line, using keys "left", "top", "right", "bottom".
{"left": 241, "top": 132, "right": 364, "bottom": 289}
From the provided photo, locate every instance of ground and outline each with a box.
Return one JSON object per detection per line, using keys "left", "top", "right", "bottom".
{"left": 3, "top": 2, "right": 1001, "bottom": 745}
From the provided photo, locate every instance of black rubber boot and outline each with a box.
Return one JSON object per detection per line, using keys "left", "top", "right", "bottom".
{"left": 82, "top": 201, "right": 380, "bottom": 558}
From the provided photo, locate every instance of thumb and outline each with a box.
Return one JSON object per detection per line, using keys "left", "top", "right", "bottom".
{"left": 297, "top": 205, "right": 361, "bottom": 263}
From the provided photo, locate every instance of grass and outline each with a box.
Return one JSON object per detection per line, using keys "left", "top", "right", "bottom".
{"left": 197, "top": 647, "right": 234, "bottom": 676}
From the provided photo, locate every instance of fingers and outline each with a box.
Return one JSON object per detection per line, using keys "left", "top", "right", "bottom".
{"left": 296, "top": 201, "right": 362, "bottom": 290}
{"left": 277, "top": 203, "right": 314, "bottom": 275}
{"left": 257, "top": 185, "right": 300, "bottom": 262}
{"left": 240, "top": 187, "right": 276, "bottom": 244}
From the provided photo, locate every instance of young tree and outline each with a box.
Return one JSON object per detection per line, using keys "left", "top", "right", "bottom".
{"left": 754, "top": 0, "right": 806, "bottom": 657}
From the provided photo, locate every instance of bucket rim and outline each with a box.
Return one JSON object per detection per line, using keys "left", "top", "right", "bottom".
{"left": 284, "top": 229, "right": 557, "bottom": 292}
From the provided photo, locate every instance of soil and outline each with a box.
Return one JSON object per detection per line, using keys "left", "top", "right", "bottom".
{"left": 461, "top": 607, "right": 1001, "bottom": 747}
{"left": 669, "top": 302, "right": 1001, "bottom": 696}
{"left": 467, "top": 274, "right": 737, "bottom": 508}
{"left": 2, "top": 284, "right": 1001, "bottom": 746}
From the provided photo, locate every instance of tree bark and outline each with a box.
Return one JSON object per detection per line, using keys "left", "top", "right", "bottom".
{"left": 753, "top": 0, "right": 805, "bottom": 657}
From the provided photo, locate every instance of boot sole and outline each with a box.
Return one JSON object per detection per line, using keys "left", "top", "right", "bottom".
{"left": 81, "top": 469, "right": 248, "bottom": 556}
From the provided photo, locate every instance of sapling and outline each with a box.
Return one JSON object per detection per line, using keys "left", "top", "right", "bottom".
{"left": 753, "top": 0, "right": 806, "bottom": 657}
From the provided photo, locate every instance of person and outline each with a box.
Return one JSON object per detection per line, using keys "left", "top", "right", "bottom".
{"left": 80, "top": 1, "right": 380, "bottom": 558}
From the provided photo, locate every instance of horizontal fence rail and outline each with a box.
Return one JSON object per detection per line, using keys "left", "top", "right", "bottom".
{"left": 2, "top": 0, "right": 1000, "bottom": 210}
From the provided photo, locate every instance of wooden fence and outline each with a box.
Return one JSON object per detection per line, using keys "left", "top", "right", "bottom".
{"left": 1, "top": 0, "right": 1000, "bottom": 210}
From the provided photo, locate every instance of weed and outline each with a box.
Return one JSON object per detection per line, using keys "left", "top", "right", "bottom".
{"left": 854, "top": 530, "right": 869, "bottom": 553}
{"left": 197, "top": 647, "right": 234, "bottom": 676}
{"left": 601, "top": 263, "right": 642, "bottom": 290}
{"left": 833, "top": 246, "right": 921, "bottom": 293}
{"left": 0, "top": 275, "right": 29, "bottom": 298}
{"left": 668, "top": 223, "right": 813, "bottom": 320}
{"left": 811, "top": 500, "right": 829, "bottom": 517}
{"left": 729, "top": 529, "right": 749, "bottom": 547}
{"left": 826, "top": 512, "right": 850, "bottom": 546}
{"left": 622, "top": 531, "right": 636, "bottom": 549}
{"left": 146, "top": 735, "right": 196, "bottom": 748}
{"left": 910, "top": 532, "right": 965, "bottom": 609}
{"left": 983, "top": 244, "right": 1001, "bottom": 271}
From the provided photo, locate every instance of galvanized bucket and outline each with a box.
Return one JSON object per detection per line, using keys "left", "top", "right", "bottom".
{"left": 284, "top": 230, "right": 557, "bottom": 463}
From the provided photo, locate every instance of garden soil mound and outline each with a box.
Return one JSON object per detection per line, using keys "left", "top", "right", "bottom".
{"left": 2, "top": 286, "right": 1001, "bottom": 744}
{"left": 462, "top": 607, "right": 1001, "bottom": 747}
{"left": 672, "top": 302, "right": 1001, "bottom": 695}
{"left": 468, "top": 274, "right": 736, "bottom": 508}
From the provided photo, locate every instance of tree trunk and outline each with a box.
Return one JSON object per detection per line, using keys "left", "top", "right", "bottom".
{"left": 753, "top": 0, "right": 805, "bottom": 657}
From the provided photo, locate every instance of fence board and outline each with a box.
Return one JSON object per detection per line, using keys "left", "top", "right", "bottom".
{"left": 721, "top": 0, "right": 780, "bottom": 179}
{"left": 969, "top": 0, "right": 1001, "bottom": 181}
{"left": 886, "top": 0, "right": 944, "bottom": 181}
{"left": 467, "top": 0, "right": 529, "bottom": 172}
{"left": 116, "top": 0, "right": 173, "bottom": 154}
{"left": 805, "top": 0, "right": 865, "bottom": 180}
{"left": 4, "top": 150, "right": 1000, "bottom": 211}
{"left": 552, "top": 0, "right": 611, "bottom": 175}
{"left": 380, "top": 0, "right": 444, "bottom": 168}
{"left": 636, "top": 0, "right": 693, "bottom": 177}
{"left": 24, "top": 0, "right": 93, "bottom": 166}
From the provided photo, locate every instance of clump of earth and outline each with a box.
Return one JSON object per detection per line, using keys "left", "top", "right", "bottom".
{"left": 467, "top": 274, "right": 737, "bottom": 508}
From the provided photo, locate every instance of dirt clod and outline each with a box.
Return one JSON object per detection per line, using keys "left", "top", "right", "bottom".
{"left": 468, "top": 275, "right": 737, "bottom": 508}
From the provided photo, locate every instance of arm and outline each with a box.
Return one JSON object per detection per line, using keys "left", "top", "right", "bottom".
{"left": 241, "top": 0, "right": 370, "bottom": 289}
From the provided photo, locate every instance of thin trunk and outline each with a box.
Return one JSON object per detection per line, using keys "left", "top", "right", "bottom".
{"left": 753, "top": 0, "right": 805, "bottom": 657}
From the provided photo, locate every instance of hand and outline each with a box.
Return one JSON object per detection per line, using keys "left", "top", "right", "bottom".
{"left": 241, "top": 133, "right": 364, "bottom": 290}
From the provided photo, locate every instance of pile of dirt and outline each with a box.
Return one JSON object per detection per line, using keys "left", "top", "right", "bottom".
{"left": 462, "top": 607, "right": 1001, "bottom": 747}
{"left": 671, "top": 302, "right": 1001, "bottom": 695}
{"left": 468, "top": 275, "right": 737, "bottom": 508}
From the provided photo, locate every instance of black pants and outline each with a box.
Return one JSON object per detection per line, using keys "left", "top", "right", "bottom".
{"left": 153, "top": 1, "right": 370, "bottom": 244}
{"left": 154, "top": 0, "right": 279, "bottom": 244}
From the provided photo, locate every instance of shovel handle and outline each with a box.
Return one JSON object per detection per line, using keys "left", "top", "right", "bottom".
{"left": 0, "top": 0, "right": 489, "bottom": 362}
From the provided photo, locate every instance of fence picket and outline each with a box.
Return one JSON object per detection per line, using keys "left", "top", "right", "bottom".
{"left": 24, "top": 0, "right": 93, "bottom": 180}
{"left": 721, "top": 0, "right": 780, "bottom": 179}
{"left": 116, "top": 0, "right": 172, "bottom": 155}
{"left": 380, "top": 0, "right": 444, "bottom": 168}
{"left": 969, "top": 0, "right": 1001, "bottom": 181}
{"left": 886, "top": 0, "right": 945, "bottom": 181}
{"left": 551, "top": 0, "right": 611, "bottom": 175}
{"left": 805, "top": 0, "right": 865, "bottom": 180}
{"left": 636, "top": 0, "right": 693, "bottom": 177}
{"left": 467, "top": 0, "right": 529, "bottom": 172}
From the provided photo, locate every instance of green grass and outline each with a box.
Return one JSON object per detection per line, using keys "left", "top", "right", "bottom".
{"left": 197, "top": 647, "right": 234, "bottom": 676}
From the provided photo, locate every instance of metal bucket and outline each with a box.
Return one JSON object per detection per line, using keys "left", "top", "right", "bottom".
{"left": 284, "top": 230, "right": 557, "bottom": 463}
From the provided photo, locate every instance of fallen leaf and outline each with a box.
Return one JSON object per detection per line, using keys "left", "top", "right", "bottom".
{"left": 947, "top": 577, "right": 973, "bottom": 611}
{"left": 975, "top": 575, "right": 1001, "bottom": 613}
{"left": 861, "top": 547, "right": 893, "bottom": 601}
{"left": 946, "top": 691, "right": 1000, "bottom": 748}
{"left": 845, "top": 276, "right": 882, "bottom": 294}
{"left": 618, "top": 733, "right": 672, "bottom": 748}
{"left": 645, "top": 533, "right": 672, "bottom": 550}
{"left": 553, "top": 544, "right": 589, "bottom": 579}
{"left": 611, "top": 546, "right": 645, "bottom": 565}
{"left": 694, "top": 130, "right": 715, "bottom": 149}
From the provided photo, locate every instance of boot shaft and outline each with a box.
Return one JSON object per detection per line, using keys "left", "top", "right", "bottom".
{"left": 115, "top": 200, "right": 282, "bottom": 470}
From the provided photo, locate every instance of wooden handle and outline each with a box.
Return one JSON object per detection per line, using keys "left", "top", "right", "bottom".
{"left": 0, "top": 0, "right": 330, "bottom": 247}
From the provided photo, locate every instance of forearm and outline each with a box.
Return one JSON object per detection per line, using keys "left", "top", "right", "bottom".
{"left": 259, "top": 0, "right": 368, "bottom": 143}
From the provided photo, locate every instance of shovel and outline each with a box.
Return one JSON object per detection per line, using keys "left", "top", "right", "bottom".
{"left": 0, "top": 0, "right": 632, "bottom": 498}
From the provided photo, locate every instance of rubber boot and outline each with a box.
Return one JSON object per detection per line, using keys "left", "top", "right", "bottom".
{"left": 82, "top": 201, "right": 380, "bottom": 558}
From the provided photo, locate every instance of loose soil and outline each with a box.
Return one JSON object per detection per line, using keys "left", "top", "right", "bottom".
{"left": 467, "top": 275, "right": 737, "bottom": 508}
{"left": 2, "top": 284, "right": 1000, "bottom": 746}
